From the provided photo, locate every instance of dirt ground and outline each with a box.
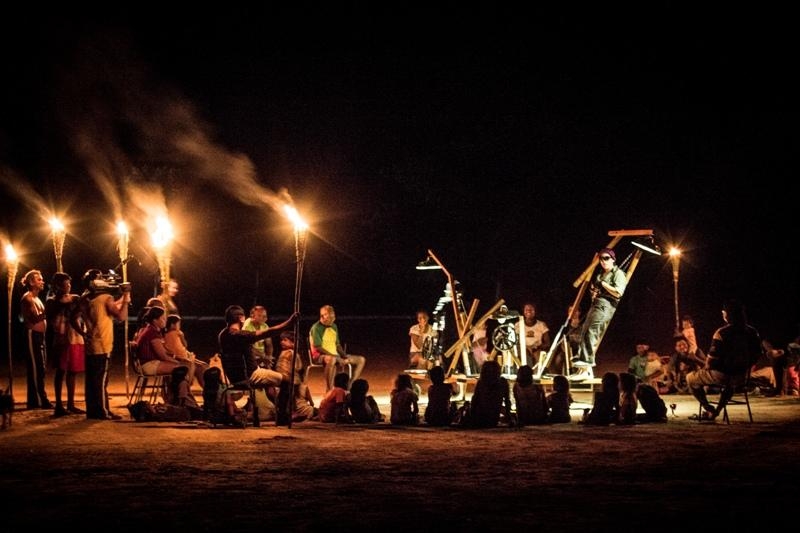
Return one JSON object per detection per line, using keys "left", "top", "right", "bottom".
{"left": 2, "top": 360, "right": 800, "bottom": 532}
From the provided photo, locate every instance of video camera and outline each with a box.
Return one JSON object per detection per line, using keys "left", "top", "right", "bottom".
{"left": 85, "top": 269, "right": 131, "bottom": 296}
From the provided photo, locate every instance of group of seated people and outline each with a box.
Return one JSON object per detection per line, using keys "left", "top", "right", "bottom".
{"left": 129, "top": 302, "right": 372, "bottom": 425}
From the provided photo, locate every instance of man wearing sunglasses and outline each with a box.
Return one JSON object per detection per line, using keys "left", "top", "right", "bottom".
{"left": 570, "top": 248, "right": 627, "bottom": 380}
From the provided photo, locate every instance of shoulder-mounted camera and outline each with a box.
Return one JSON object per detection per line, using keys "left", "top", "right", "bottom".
{"left": 82, "top": 268, "right": 131, "bottom": 296}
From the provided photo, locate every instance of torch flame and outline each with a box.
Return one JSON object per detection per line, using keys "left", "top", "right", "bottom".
{"left": 150, "top": 216, "right": 174, "bottom": 285}
{"left": 49, "top": 217, "right": 66, "bottom": 271}
{"left": 5, "top": 244, "right": 19, "bottom": 293}
{"left": 283, "top": 205, "right": 308, "bottom": 231}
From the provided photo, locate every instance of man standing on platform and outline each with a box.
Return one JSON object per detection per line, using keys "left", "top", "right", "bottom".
{"left": 571, "top": 248, "right": 627, "bottom": 380}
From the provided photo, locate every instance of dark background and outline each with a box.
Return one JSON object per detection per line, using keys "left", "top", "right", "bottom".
{"left": 1, "top": 6, "right": 797, "bottom": 362}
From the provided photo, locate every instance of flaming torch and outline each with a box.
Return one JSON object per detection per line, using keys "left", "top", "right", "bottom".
{"left": 150, "top": 216, "right": 173, "bottom": 296}
{"left": 117, "top": 221, "right": 131, "bottom": 395}
{"left": 49, "top": 217, "right": 65, "bottom": 273}
{"left": 283, "top": 205, "right": 308, "bottom": 429}
{"left": 669, "top": 246, "right": 682, "bottom": 335}
{"left": 5, "top": 244, "right": 18, "bottom": 400}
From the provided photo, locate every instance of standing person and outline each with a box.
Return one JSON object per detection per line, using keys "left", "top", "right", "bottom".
{"left": 309, "top": 305, "right": 367, "bottom": 391}
{"left": 686, "top": 299, "right": 762, "bottom": 421}
{"left": 680, "top": 314, "right": 698, "bottom": 353}
{"left": 156, "top": 278, "right": 180, "bottom": 316}
{"left": 44, "top": 272, "right": 86, "bottom": 417}
{"left": 521, "top": 302, "right": 551, "bottom": 368}
{"left": 571, "top": 247, "right": 627, "bottom": 379}
{"left": 79, "top": 268, "right": 131, "bottom": 420}
{"left": 20, "top": 269, "right": 52, "bottom": 409}
{"left": 242, "top": 305, "right": 275, "bottom": 368}
{"left": 408, "top": 309, "right": 433, "bottom": 370}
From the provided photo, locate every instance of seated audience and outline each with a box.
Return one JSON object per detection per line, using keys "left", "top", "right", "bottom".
{"left": 424, "top": 365, "right": 459, "bottom": 427}
{"left": 513, "top": 364, "right": 548, "bottom": 426}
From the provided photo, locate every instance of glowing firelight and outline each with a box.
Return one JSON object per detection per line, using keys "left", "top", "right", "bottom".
{"left": 49, "top": 217, "right": 66, "bottom": 272}
{"left": 150, "top": 216, "right": 174, "bottom": 286}
{"left": 283, "top": 205, "right": 308, "bottom": 231}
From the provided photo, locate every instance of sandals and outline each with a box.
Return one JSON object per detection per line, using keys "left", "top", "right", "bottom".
{"left": 688, "top": 405, "right": 718, "bottom": 422}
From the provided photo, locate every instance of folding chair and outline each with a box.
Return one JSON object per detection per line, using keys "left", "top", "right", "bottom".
{"left": 305, "top": 332, "right": 352, "bottom": 391}
{"left": 127, "top": 341, "right": 168, "bottom": 408}
{"left": 218, "top": 350, "right": 271, "bottom": 428}
{"left": 699, "top": 368, "right": 753, "bottom": 424}
{"left": 716, "top": 369, "right": 754, "bottom": 423}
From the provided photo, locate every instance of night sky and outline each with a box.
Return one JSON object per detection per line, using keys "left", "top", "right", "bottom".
{"left": 1, "top": 7, "right": 797, "bottom": 353}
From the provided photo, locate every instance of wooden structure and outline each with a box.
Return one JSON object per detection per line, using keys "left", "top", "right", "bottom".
{"left": 534, "top": 229, "right": 657, "bottom": 380}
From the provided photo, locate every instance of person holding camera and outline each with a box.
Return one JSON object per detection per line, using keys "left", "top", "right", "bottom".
{"left": 79, "top": 269, "right": 131, "bottom": 420}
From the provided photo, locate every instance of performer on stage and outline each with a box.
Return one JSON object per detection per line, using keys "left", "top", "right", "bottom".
{"left": 571, "top": 248, "right": 627, "bottom": 379}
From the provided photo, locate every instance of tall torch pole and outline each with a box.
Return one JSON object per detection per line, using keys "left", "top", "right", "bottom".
{"left": 50, "top": 217, "right": 66, "bottom": 273}
{"left": 117, "top": 221, "right": 130, "bottom": 396}
{"left": 151, "top": 216, "right": 173, "bottom": 300}
{"left": 5, "top": 244, "right": 18, "bottom": 400}
{"left": 284, "top": 206, "right": 308, "bottom": 429}
{"left": 669, "top": 247, "right": 681, "bottom": 335}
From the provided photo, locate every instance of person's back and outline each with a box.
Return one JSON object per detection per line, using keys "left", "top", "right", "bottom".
{"left": 424, "top": 366, "right": 457, "bottom": 426}
{"left": 469, "top": 360, "right": 511, "bottom": 428}
{"left": 583, "top": 372, "right": 619, "bottom": 425}
{"left": 513, "top": 365, "right": 548, "bottom": 426}
{"left": 547, "top": 374, "right": 572, "bottom": 423}
{"left": 709, "top": 322, "right": 762, "bottom": 376}
{"left": 687, "top": 299, "right": 762, "bottom": 420}
{"left": 618, "top": 372, "right": 637, "bottom": 425}
{"left": 318, "top": 372, "right": 351, "bottom": 423}
{"left": 636, "top": 383, "right": 667, "bottom": 423}
{"left": 347, "top": 378, "right": 383, "bottom": 423}
{"left": 390, "top": 373, "right": 419, "bottom": 425}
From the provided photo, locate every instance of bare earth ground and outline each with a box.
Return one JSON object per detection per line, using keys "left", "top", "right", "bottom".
{"left": 2, "top": 357, "right": 800, "bottom": 532}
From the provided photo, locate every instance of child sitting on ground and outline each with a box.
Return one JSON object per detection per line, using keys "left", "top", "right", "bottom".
{"left": 390, "top": 373, "right": 419, "bottom": 425}
{"left": 513, "top": 364, "right": 549, "bottom": 426}
{"left": 582, "top": 372, "right": 619, "bottom": 426}
{"left": 547, "top": 374, "right": 573, "bottom": 423}
{"left": 464, "top": 360, "right": 512, "bottom": 428}
{"left": 318, "top": 372, "right": 352, "bottom": 423}
{"left": 618, "top": 372, "right": 638, "bottom": 425}
{"left": 424, "top": 366, "right": 459, "bottom": 427}
{"left": 346, "top": 378, "right": 384, "bottom": 423}
{"left": 636, "top": 382, "right": 668, "bottom": 423}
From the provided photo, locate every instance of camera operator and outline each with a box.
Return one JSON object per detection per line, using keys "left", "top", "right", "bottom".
{"left": 79, "top": 269, "right": 132, "bottom": 420}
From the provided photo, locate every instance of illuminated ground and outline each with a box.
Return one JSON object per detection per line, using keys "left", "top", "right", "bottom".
{"left": 2, "top": 357, "right": 799, "bottom": 531}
